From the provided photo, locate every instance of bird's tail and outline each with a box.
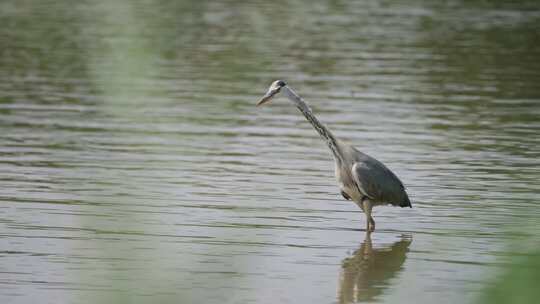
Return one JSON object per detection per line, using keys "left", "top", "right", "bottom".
{"left": 400, "top": 195, "right": 412, "bottom": 208}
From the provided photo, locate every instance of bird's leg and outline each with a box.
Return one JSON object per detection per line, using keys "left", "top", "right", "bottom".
{"left": 362, "top": 198, "right": 375, "bottom": 232}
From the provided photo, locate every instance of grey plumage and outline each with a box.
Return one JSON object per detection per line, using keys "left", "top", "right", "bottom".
{"left": 351, "top": 149, "right": 411, "bottom": 208}
{"left": 257, "top": 80, "right": 411, "bottom": 232}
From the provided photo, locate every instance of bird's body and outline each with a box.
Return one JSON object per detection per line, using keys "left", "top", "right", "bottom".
{"left": 257, "top": 80, "right": 411, "bottom": 232}
{"left": 335, "top": 143, "right": 410, "bottom": 208}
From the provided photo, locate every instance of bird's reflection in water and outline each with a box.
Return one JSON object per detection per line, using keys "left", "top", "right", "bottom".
{"left": 338, "top": 233, "right": 412, "bottom": 303}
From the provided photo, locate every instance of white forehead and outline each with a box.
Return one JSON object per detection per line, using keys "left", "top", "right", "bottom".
{"left": 269, "top": 80, "right": 287, "bottom": 90}
{"left": 271, "top": 80, "right": 282, "bottom": 87}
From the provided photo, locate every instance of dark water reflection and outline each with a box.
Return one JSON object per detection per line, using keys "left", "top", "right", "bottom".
{"left": 339, "top": 233, "right": 412, "bottom": 303}
{"left": 1, "top": 0, "right": 540, "bottom": 303}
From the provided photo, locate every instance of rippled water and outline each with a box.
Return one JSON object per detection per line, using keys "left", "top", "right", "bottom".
{"left": 1, "top": 1, "right": 540, "bottom": 303}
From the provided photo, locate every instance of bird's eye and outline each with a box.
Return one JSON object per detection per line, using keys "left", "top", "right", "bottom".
{"left": 277, "top": 80, "right": 286, "bottom": 87}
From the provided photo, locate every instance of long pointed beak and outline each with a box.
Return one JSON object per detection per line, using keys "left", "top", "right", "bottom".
{"left": 256, "top": 88, "right": 279, "bottom": 107}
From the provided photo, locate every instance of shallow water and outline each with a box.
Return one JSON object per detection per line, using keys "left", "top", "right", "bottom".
{"left": 1, "top": 1, "right": 540, "bottom": 303}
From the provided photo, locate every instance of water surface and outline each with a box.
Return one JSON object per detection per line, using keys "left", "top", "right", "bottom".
{"left": 1, "top": 1, "right": 540, "bottom": 303}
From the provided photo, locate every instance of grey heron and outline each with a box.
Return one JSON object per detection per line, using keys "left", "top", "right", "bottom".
{"left": 257, "top": 80, "right": 411, "bottom": 232}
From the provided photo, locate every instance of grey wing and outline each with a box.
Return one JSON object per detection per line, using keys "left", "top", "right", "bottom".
{"left": 351, "top": 161, "right": 410, "bottom": 207}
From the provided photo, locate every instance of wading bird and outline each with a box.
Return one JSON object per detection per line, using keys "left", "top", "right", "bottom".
{"left": 257, "top": 80, "right": 411, "bottom": 232}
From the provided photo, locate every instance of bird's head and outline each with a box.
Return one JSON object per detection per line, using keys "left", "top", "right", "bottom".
{"left": 256, "top": 80, "right": 287, "bottom": 107}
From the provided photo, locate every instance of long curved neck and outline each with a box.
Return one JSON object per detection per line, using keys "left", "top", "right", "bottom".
{"left": 282, "top": 86, "right": 342, "bottom": 162}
